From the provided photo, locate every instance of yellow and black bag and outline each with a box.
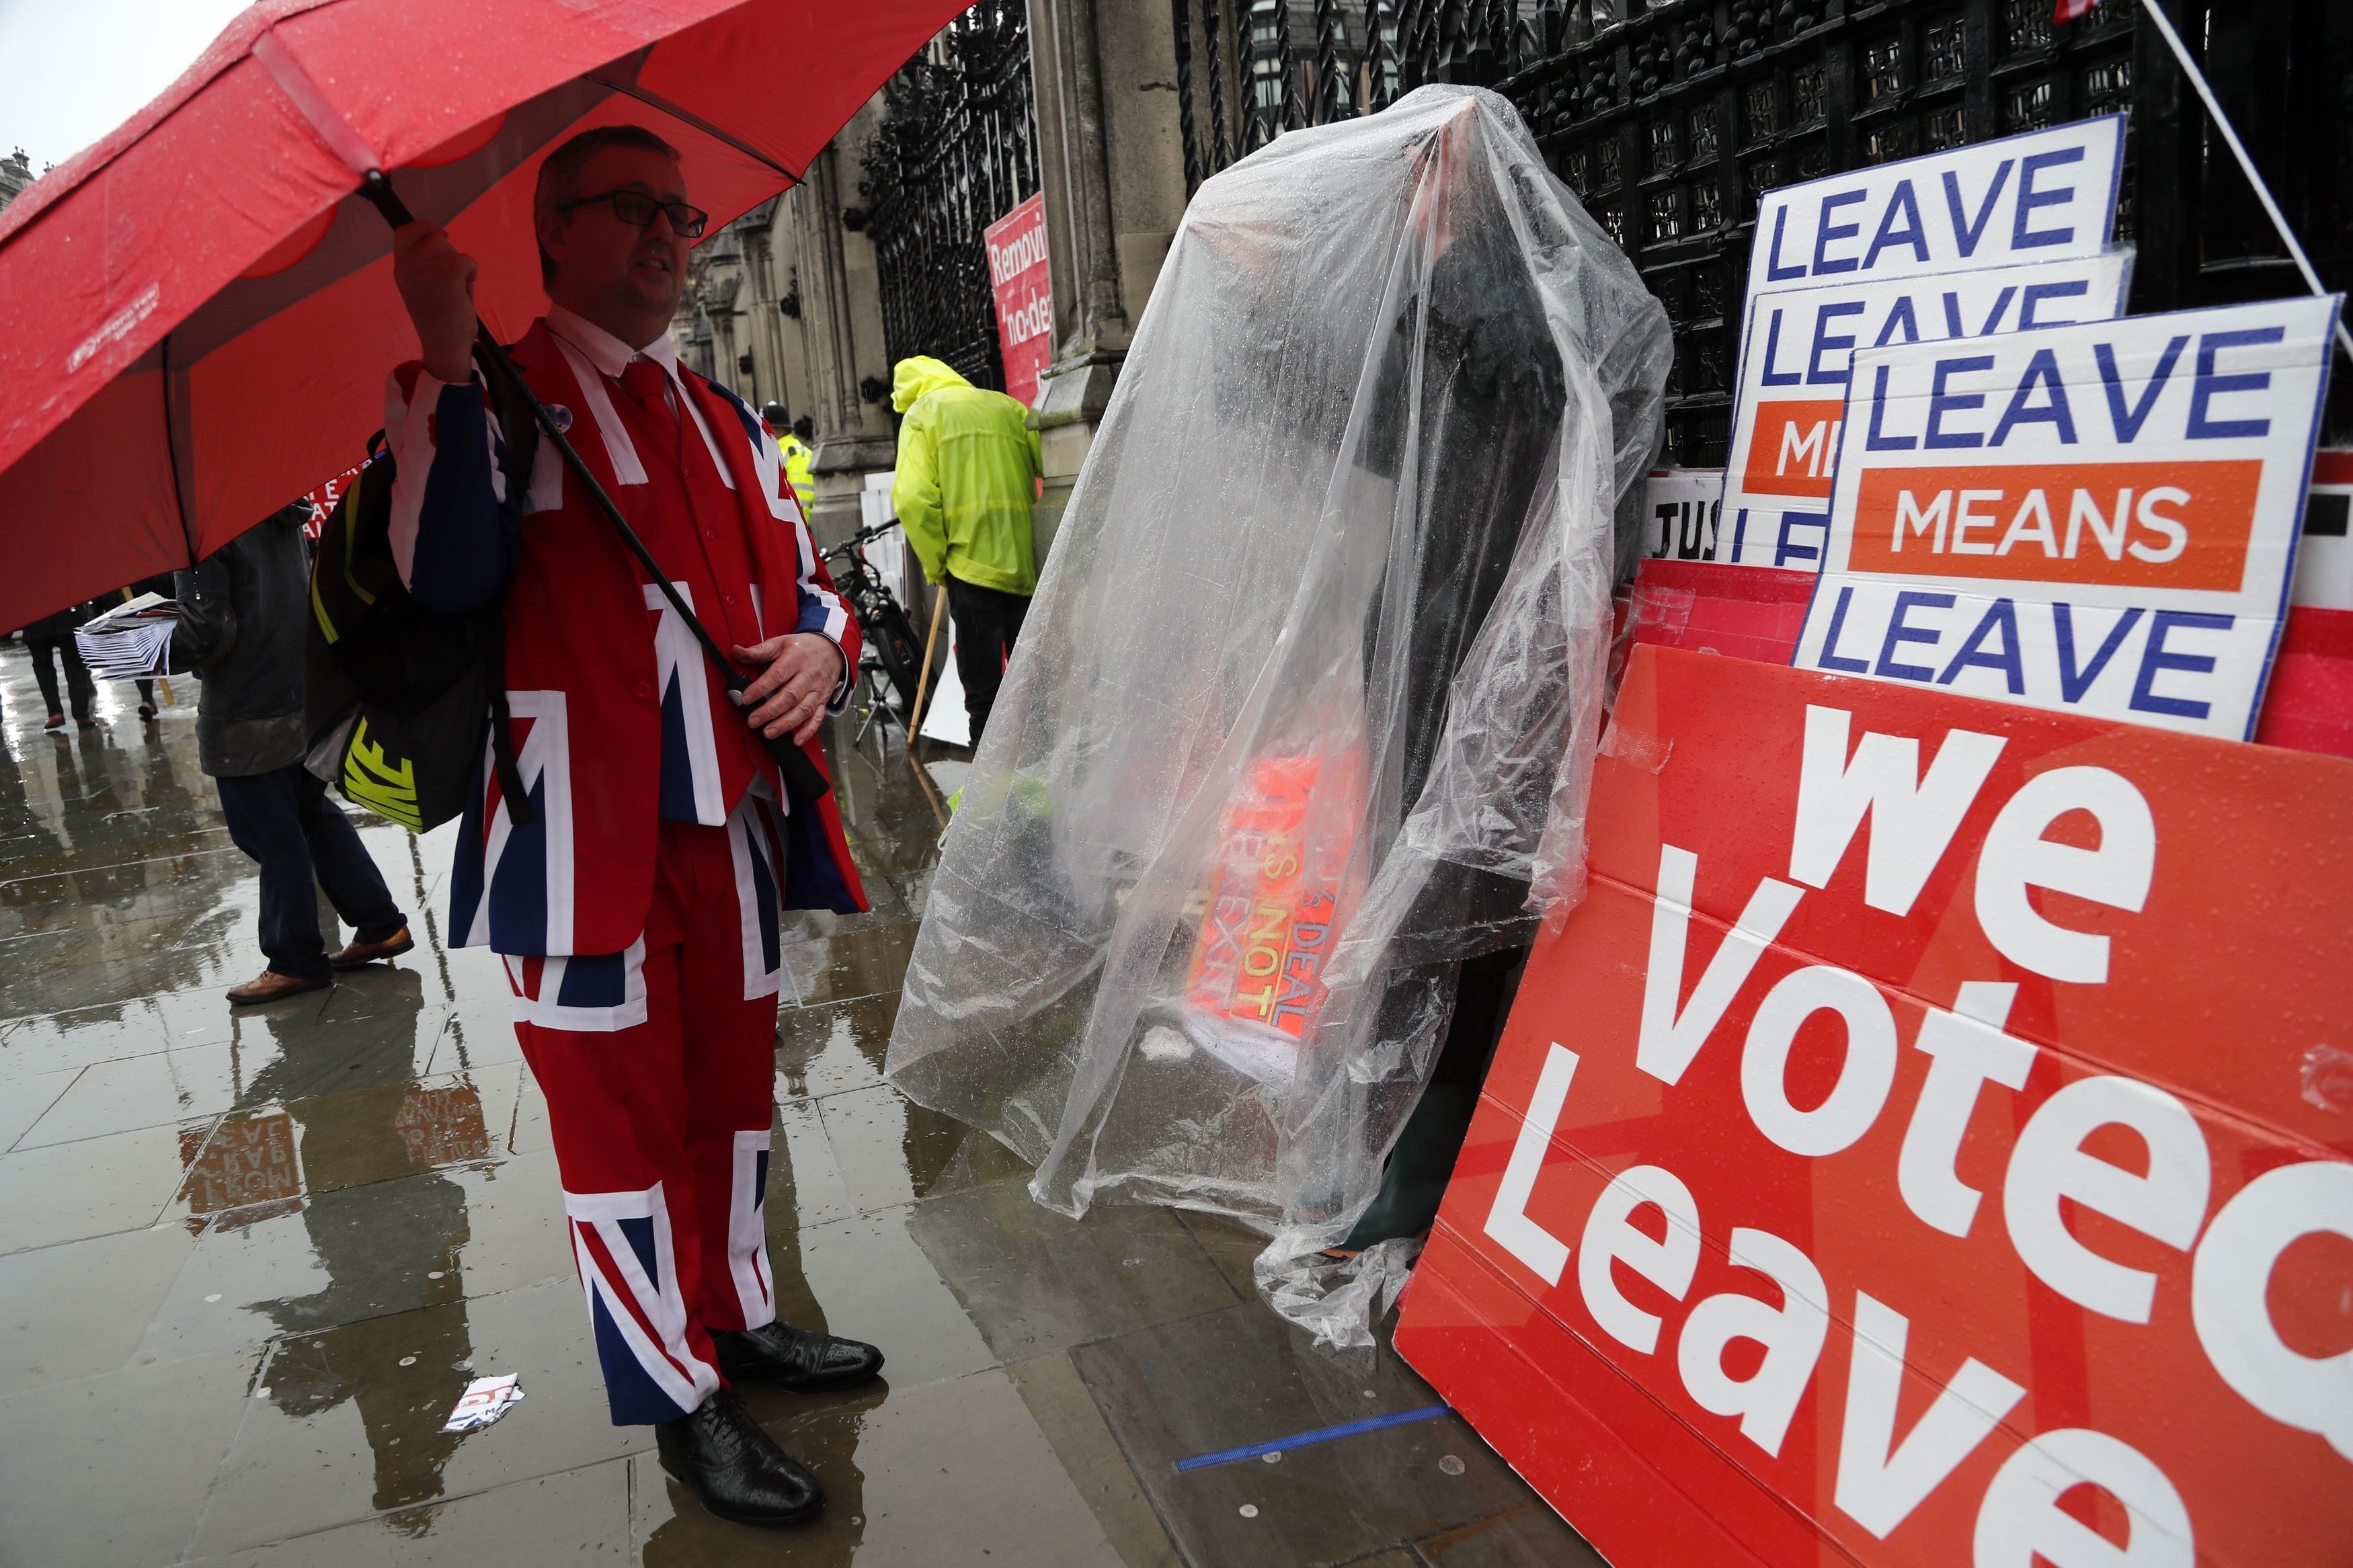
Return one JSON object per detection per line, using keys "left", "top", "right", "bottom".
{"left": 304, "top": 433, "right": 532, "bottom": 833}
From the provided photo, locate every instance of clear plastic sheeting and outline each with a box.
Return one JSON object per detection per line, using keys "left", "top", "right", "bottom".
{"left": 885, "top": 85, "right": 1671, "bottom": 1346}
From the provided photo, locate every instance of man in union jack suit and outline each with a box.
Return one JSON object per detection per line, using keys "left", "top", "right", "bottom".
{"left": 388, "top": 124, "right": 879, "bottom": 1529}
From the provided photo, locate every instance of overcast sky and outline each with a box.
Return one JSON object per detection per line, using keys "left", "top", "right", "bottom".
{"left": 0, "top": 0, "right": 248, "bottom": 172}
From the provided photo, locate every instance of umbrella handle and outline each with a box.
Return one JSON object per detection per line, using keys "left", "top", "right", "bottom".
{"left": 354, "top": 171, "right": 832, "bottom": 804}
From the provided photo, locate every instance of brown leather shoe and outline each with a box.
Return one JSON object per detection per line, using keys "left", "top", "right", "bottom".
{"left": 227, "top": 970, "right": 330, "bottom": 1005}
{"left": 329, "top": 926, "right": 415, "bottom": 971}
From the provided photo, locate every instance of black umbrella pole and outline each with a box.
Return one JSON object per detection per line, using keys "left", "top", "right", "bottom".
{"left": 356, "top": 173, "right": 830, "bottom": 802}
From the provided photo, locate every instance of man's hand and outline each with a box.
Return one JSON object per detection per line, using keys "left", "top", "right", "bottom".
{"left": 392, "top": 221, "right": 479, "bottom": 385}
{"left": 733, "top": 632, "right": 845, "bottom": 747}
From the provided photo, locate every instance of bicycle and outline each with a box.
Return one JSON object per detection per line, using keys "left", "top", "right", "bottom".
{"left": 820, "top": 520, "right": 927, "bottom": 747}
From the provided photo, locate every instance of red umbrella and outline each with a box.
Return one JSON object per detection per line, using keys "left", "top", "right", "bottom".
{"left": 0, "top": 0, "right": 966, "bottom": 630}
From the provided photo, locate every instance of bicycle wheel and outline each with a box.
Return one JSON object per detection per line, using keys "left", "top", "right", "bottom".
{"left": 865, "top": 593, "right": 925, "bottom": 714}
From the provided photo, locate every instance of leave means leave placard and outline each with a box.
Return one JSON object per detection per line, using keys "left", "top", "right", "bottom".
{"left": 1793, "top": 294, "right": 2342, "bottom": 740}
{"left": 1722, "top": 118, "right": 2128, "bottom": 572}
{"left": 1721, "top": 253, "right": 2132, "bottom": 571}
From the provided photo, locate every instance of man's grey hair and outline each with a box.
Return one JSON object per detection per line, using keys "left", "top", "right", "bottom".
{"left": 533, "top": 124, "right": 682, "bottom": 287}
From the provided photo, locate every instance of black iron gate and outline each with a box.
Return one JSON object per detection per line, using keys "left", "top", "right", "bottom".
{"left": 861, "top": 0, "right": 1042, "bottom": 393}
{"left": 1168, "top": 0, "right": 2353, "bottom": 459}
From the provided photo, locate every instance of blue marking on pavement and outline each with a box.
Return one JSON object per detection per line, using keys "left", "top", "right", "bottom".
{"left": 1173, "top": 1403, "right": 1451, "bottom": 1473}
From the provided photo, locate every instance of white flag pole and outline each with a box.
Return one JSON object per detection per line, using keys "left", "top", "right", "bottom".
{"left": 2139, "top": 0, "right": 2353, "bottom": 366}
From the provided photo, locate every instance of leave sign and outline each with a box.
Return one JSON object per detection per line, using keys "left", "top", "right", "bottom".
{"left": 1393, "top": 645, "right": 2353, "bottom": 1568}
{"left": 1722, "top": 253, "right": 2132, "bottom": 571}
{"left": 1745, "top": 118, "right": 2124, "bottom": 299}
{"left": 1793, "top": 295, "right": 2341, "bottom": 740}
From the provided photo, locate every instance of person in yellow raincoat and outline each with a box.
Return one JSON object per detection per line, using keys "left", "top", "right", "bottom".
{"left": 889, "top": 356, "right": 1043, "bottom": 745}
{"left": 759, "top": 402, "right": 816, "bottom": 512}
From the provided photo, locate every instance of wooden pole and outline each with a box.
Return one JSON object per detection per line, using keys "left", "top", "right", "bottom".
{"left": 907, "top": 581, "right": 951, "bottom": 741}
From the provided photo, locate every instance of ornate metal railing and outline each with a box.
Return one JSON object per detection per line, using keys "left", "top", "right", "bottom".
{"left": 861, "top": 0, "right": 1042, "bottom": 394}
{"left": 1170, "top": 0, "right": 2351, "bottom": 460}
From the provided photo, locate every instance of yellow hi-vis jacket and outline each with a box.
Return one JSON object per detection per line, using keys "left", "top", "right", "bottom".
{"left": 889, "top": 356, "right": 1043, "bottom": 595}
{"left": 779, "top": 433, "right": 815, "bottom": 510}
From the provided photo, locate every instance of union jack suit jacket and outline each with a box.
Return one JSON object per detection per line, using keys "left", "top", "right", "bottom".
{"left": 386, "top": 316, "right": 867, "bottom": 957}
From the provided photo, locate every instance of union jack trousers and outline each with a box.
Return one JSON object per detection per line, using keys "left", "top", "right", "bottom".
{"left": 506, "top": 793, "right": 791, "bottom": 1424}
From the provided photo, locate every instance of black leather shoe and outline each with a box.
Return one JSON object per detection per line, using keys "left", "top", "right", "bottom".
{"left": 654, "top": 1388, "right": 824, "bottom": 1527}
{"left": 711, "top": 1321, "right": 885, "bottom": 1392}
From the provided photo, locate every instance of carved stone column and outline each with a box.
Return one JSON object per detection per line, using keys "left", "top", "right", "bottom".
{"left": 791, "top": 98, "right": 901, "bottom": 546}
{"left": 1025, "top": 0, "right": 1189, "bottom": 553}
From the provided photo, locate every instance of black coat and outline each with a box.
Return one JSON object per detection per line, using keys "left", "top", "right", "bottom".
{"left": 22, "top": 601, "right": 98, "bottom": 646}
{"left": 174, "top": 505, "right": 313, "bottom": 777}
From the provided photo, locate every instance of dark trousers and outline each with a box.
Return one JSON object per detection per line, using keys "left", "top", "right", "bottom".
{"left": 26, "top": 638, "right": 95, "bottom": 721}
{"left": 216, "top": 762, "right": 405, "bottom": 981}
{"left": 945, "top": 577, "right": 1031, "bottom": 749}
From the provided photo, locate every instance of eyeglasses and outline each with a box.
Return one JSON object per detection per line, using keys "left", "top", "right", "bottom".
{"left": 557, "top": 188, "right": 710, "bottom": 238}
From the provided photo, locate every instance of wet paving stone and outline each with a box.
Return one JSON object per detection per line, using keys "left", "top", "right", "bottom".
{"left": 0, "top": 1345, "right": 262, "bottom": 1568}
{"left": 784, "top": 919, "right": 921, "bottom": 1006}
{"left": 0, "top": 1222, "right": 197, "bottom": 1396}
{"left": 1177, "top": 1206, "right": 1278, "bottom": 1300}
{"left": 844, "top": 829, "right": 943, "bottom": 882}
{"left": 186, "top": 1460, "right": 633, "bottom": 1566}
{"left": 815, "top": 1081, "right": 1033, "bottom": 1210}
{"left": 0, "top": 997, "right": 176, "bottom": 1083}
{"left": 148, "top": 1152, "right": 577, "bottom": 1365}
{"left": 766, "top": 1208, "right": 998, "bottom": 1393}
{"left": 1416, "top": 1503, "right": 1611, "bottom": 1567}
{"left": 274, "top": 1065, "right": 520, "bottom": 1192}
{"left": 0, "top": 1063, "right": 81, "bottom": 1150}
{"left": 188, "top": 1280, "right": 651, "bottom": 1557}
{"left": 631, "top": 1368, "right": 1131, "bottom": 1567}
{"left": 0, "top": 1117, "right": 215, "bottom": 1252}
{"left": 1072, "top": 1300, "right": 1533, "bottom": 1567}
{"left": 904, "top": 1180, "right": 1240, "bottom": 1364}
{"left": 776, "top": 990, "right": 899, "bottom": 1100}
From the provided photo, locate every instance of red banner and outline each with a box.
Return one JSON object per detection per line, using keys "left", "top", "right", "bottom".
{"left": 301, "top": 460, "right": 366, "bottom": 538}
{"left": 984, "top": 192, "right": 1052, "bottom": 410}
{"left": 1395, "top": 643, "right": 2353, "bottom": 1568}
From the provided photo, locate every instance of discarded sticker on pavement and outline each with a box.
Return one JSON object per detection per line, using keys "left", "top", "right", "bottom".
{"left": 443, "top": 1374, "right": 525, "bottom": 1432}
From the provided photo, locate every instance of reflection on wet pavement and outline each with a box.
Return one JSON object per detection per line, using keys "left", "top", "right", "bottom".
{"left": 0, "top": 642, "right": 1574, "bottom": 1566}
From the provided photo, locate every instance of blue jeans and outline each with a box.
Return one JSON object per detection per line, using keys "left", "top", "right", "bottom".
{"left": 215, "top": 763, "right": 405, "bottom": 980}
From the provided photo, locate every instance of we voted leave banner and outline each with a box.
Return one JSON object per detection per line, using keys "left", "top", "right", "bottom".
{"left": 1722, "top": 253, "right": 2132, "bottom": 571}
{"left": 1792, "top": 294, "right": 2341, "bottom": 740}
{"left": 1393, "top": 645, "right": 2353, "bottom": 1568}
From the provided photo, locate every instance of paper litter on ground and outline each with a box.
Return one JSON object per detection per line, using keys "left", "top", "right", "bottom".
{"left": 442, "top": 1374, "right": 524, "bottom": 1432}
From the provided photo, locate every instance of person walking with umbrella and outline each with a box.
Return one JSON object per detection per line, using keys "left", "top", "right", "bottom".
{"left": 387, "top": 124, "right": 880, "bottom": 1530}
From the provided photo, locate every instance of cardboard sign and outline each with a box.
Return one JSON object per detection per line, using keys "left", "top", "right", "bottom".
{"left": 303, "top": 460, "right": 368, "bottom": 539}
{"left": 1642, "top": 468, "right": 1726, "bottom": 563}
{"left": 984, "top": 193, "right": 1053, "bottom": 409}
{"left": 1394, "top": 643, "right": 2353, "bottom": 1568}
{"left": 1722, "top": 253, "right": 2132, "bottom": 571}
{"left": 1745, "top": 118, "right": 2124, "bottom": 302}
{"left": 2294, "top": 450, "right": 2353, "bottom": 611}
{"left": 1178, "top": 747, "right": 1363, "bottom": 1085}
{"left": 1792, "top": 295, "right": 2341, "bottom": 740}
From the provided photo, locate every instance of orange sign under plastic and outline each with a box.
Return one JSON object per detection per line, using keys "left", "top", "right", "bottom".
{"left": 1183, "top": 753, "right": 1357, "bottom": 1040}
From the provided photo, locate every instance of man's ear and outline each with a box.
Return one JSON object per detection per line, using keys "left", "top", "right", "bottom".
{"left": 534, "top": 206, "right": 568, "bottom": 272}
